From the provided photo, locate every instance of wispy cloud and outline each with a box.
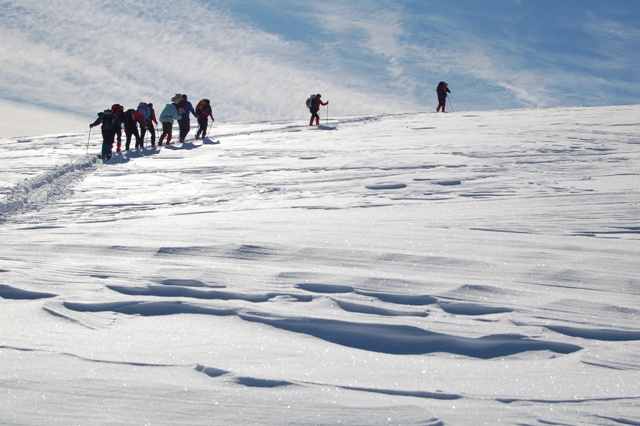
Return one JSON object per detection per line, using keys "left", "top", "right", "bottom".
{"left": 0, "top": 0, "right": 638, "bottom": 134}
{"left": 301, "top": 1, "right": 555, "bottom": 108}
{"left": 311, "top": 2, "right": 408, "bottom": 75}
{"left": 0, "top": 0, "right": 412, "bottom": 125}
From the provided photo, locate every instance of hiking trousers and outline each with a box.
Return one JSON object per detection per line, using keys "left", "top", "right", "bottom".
{"left": 144, "top": 121, "right": 156, "bottom": 146}
{"left": 196, "top": 117, "right": 209, "bottom": 138}
{"left": 178, "top": 118, "right": 190, "bottom": 141}
{"left": 101, "top": 128, "right": 116, "bottom": 160}
{"left": 159, "top": 122, "right": 173, "bottom": 145}
{"left": 125, "top": 126, "right": 140, "bottom": 150}
{"left": 310, "top": 109, "right": 320, "bottom": 126}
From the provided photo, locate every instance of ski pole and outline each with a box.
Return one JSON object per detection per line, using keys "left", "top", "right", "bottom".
{"left": 447, "top": 96, "right": 454, "bottom": 112}
{"left": 86, "top": 127, "right": 92, "bottom": 153}
{"left": 326, "top": 103, "right": 329, "bottom": 125}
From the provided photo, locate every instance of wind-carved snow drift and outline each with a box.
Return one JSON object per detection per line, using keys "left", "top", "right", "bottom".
{"left": 1, "top": 107, "right": 640, "bottom": 425}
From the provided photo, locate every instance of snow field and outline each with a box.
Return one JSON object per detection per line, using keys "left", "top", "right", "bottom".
{"left": 1, "top": 106, "right": 639, "bottom": 425}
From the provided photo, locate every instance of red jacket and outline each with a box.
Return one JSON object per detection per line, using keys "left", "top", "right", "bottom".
{"left": 311, "top": 96, "right": 328, "bottom": 112}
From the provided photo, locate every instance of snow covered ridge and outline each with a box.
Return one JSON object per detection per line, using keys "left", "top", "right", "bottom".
{"left": 1, "top": 106, "right": 640, "bottom": 425}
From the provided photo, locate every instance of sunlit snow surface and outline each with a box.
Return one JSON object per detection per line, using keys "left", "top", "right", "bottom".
{"left": 1, "top": 106, "right": 639, "bottom": 425}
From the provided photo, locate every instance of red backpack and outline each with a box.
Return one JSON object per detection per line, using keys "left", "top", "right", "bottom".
{"left": 196, "top": 100, "right": 207, "bottom": 116}
{"left": 111, "top": 103, "right": 124, "bottom": 117}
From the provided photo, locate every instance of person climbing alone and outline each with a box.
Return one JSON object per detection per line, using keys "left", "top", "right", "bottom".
{"left": 90, "top": 109, "right": 120, "bottom": 161}
{"left": 195, "top": 99, "right": 214, "bottom": 140}
{"left": 308, "top": 93, "right": 328, "bottom": 126}
{"left": 436, "top": 82, "right": 450, "bottom": 113}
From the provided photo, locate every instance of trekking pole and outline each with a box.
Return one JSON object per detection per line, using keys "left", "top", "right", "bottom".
{"left": 447, "top": 96, "right": 454, "bottom": 112}
{"left": 86, "top": 127, "right": 92, "bottom": 153}
{"left": 326, "top": 103, "right": 329, "bottom": 125}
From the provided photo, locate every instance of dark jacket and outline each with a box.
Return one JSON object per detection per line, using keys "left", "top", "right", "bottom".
{"left": 436, "top": 82, "right": 451, "bottom": 98}
{"left": 90, "top": 111, "right": 120, "bottom": 131}
{"left": 197, "top": 101, "right": 214, "bottom": 119}
{"left": 123, "top": 109, "right": 139, "bottom": 130}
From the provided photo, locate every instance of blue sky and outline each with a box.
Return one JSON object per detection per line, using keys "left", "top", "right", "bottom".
{"left": 0, "top": 0, "right": 638, "bottom": 128}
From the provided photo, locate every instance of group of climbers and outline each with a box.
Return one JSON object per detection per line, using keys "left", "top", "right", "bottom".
{"left": 91, "top": 81, "right": 449, "bottom": 161}
{"left": 90, "top": 94, "right": 214, "bottom": 161}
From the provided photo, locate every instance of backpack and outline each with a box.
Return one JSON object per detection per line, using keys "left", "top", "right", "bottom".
{"left": 196, "top": 99, "right": 206, "bottom": 115}
{"left": 111, "top": 103, "right": 124, "bottom": 117}
{"left": 125, "top": 109, "right": 139, "bottom": 123}
{"left": 176, "top": 99, "right": 186, "bottom": 115}
{"left": 306, "top": 94, "right": 316, "bottom": 109}
{"left": 101, "top": 109, "right": 115, "bottom": 130}
{"left": 136, "top": 103, "right": 148, "bottom": 121}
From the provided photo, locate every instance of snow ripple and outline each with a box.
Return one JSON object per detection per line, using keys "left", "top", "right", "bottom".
{"left": 239, "top": 313, "right": 582, "bottom": 358}
{"left": 545, "top": 325, "right": 640, "bottom": 341}
{"left": 0, "top": 154, "right": 98, "bottom": 220}
{"left": 106, "top": 284, "right": 313, "bottom": 303}
{"left": 0, "top": 284, "right": 56, "bottom": 300}
{"left": 57, "top": 297, "right": 579, "bottom": 358}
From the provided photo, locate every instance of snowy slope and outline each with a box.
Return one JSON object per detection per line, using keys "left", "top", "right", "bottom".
{"left": 1, "top": 106, "right": 639, "bottom": 425}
